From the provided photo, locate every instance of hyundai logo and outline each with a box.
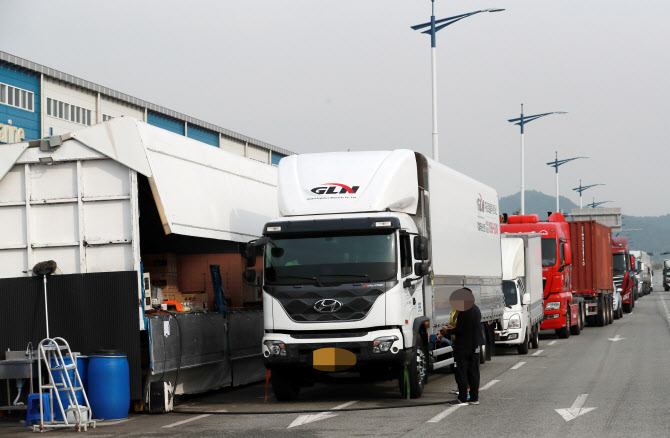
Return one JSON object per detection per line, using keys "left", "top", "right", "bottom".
{"left": 313, "top": 299, "right": 343, "bottom": 313}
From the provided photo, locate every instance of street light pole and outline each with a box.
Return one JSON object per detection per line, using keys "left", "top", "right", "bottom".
{"left": 546, "top": 151, "right": 587, "bottom": 213}
{"left": 412, "top": 2, "right": 504, "bottom": 162}
{"left": 572, "top": 179, "right": 605, "bottom": 208}
{"left": 587, "top": 197, "right": 613, "bottom": 208}
{"left": 508, "top": 106, "right": 567, "bottom": 214}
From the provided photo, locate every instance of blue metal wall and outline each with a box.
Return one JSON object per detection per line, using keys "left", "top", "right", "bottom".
{"left": 0, "top": 62, "right": 40, "bottom": 143}
{"left": 187, "top": 124, "right": 218, "bottom": 147}
{"left": 147, "top": 110, "right": 185, "bottom": 135}
{"left": 271, "top": 151, "right": 284, "bottom": 166}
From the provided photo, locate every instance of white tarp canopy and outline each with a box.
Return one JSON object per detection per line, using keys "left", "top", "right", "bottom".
{"left": 0, "top": 117, "right": 278, "bottom": 247}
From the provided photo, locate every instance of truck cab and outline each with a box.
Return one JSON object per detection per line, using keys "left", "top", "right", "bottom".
{"left": 612, "top": 237, "right": 635, "bottom": 312}
{"left": 500, "top": 213, "right": 581, "bottom": 338}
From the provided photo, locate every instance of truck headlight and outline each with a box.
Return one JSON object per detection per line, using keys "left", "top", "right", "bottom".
{"left": 372, "top": 336, "right": 398, "bottom": 354}
{"left": 508, "top": 314, "right": 521, "bottom": 329}
{"left": 263, "top": 340, "right": 287, "bottom": 357}
{"left": 623, "top": 292, "right": 631, "bottom": 301}
{"left": 545, "top": 301, "right": 561, "bottom": 310}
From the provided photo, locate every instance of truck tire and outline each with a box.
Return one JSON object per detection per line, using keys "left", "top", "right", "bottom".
{"left": 517, "top": 328, "right": 530, "bottom": 354}
{"left": 570, "top": 308, "right": 581, "bottom": 335}
{"left": 399, "top": 333, "right": 427, "bottom": 399}
{"left": 579, "top": 304, "right": 586, "bottom": 330}
{"left": 530, "top": 324, "right": 539, "bottom": 349}
{"left": 271, "top": 369, "right": 301, "bottom": 401}
{"left": 597, "top": 295, "right": 606, "bottom": 327}
{"left": 607, "top": 296, "right": 614, "bottom": 324}
{"left": 557, "top": 309, "right": 571, "bottom": 339}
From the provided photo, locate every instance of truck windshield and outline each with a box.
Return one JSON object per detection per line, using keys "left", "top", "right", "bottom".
{"left": 264, "top": 232, "right": 397, "bottom": 285}
{"left": 613, "top": 253, "right": 627, "bottom": 275}
{"left": 541, "top": 238, "right": 557, "bottom": 267}
{"left": 502, "top": 280, "right": 518, "bottom": 307}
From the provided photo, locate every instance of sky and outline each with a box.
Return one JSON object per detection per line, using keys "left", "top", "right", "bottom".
{"left": 2, "top": 0, "right": 668, "bottom": 216}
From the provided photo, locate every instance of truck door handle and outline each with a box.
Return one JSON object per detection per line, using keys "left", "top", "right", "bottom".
{"left": 413, "top": 298, "right": 416, "bottom": 306}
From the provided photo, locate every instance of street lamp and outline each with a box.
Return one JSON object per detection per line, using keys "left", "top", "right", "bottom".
{"left": 546, "top": 151, "right": 587, "bottom": 213}
{"left": 572, "top": 179, "right": 605, "bottom": 208}
{"left": 412, "top": 1, "right": 504, "bottom": 162}
{"left": 587, "top": 197, "right": 612, "bottom": 208}
{"left": 508, "top": 105, "right": 567, "bottom": 214}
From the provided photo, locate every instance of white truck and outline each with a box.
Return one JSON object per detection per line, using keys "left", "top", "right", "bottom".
{"left": 245, "top": 150, "right": 504, "bottom": 400}
{"left": 630, "top": 250, "right": 652, "bottom": 295}
{"left": 495, "top": 234, "right": 543, "bottom": 354}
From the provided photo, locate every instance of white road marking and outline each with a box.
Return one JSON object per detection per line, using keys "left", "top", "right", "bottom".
{"left": 162, "top": 410, "right": 227, "bottom": 428}
{"left": 548, "top": 340, "right": 558, "bottom": 346}
{"left": 479, "top": 379, "right": 500, "bottom": 391}
{"left": 608, "top": 335, "right": 625, "bottom": 342}
{"left": 511, "top": 361, "right": 526, "bottom": 370}
{"left": 555, "top": 394, "right": 597, "bottom": 422}
{"left": 427, "top": 405, "right": 463, "bottom": 423}
{"left": 288, "top": 401, "right": 358, "bottom": 428}
{"left": 532, "top": 349, "right": 544, "bottom": 356}
{"left": 96, "top": 418, "right": 133, "bottom": 426}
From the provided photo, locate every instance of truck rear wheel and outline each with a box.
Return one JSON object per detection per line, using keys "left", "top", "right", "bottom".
{"left": 399, "top": 333, "right": 427, "bottom": 399}
{"left": 597, "top": 295, "right": 606, "bottom": 327}
{"left": 579, "top": 304, "right": 586, "bottom": 330}
{"left": 517, "top": 328, "right": 530, "bottom": 355}
{"left": 271, "top": 369, "right": 301, "bottom": 401}
{"left": 530, "top": 324, "right": 539, "bottom": 349}
{"left": 557, "top": 309, "right": 571, "bottom": 339}
{"left": 607, "top": 296, "right": 614, "bottom": 324}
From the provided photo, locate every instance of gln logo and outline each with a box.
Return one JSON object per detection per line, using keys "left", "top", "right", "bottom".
{"left": 476, "top": 193, "right": 485, "bottom": 212}
{"left": 311, "top": 183, "right": 360, "bottom": 195}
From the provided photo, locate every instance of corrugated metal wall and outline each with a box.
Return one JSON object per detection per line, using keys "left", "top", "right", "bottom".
{"left": 0, "top": 271, "right": 142, "bottom": 399}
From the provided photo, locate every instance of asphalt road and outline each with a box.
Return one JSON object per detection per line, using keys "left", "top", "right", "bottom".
{"left": 3, "top": 282, "right": 670, "bottom": 437}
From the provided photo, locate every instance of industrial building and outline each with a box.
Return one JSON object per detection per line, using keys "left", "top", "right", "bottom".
{"left": 0, "top": 50, "right": 292, "bottom": 164}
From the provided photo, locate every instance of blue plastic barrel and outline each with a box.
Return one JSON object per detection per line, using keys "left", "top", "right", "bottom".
{"left": 87, "top": 352, "right": 130, "bottom": 420}
{"left": 50, "top": 355, "right": 84, "bottom": 420}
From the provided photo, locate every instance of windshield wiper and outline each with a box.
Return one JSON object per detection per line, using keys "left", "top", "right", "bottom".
{"left": 275, "top": 275, "right": 324, "bottom": 287}
{"left": 317, "top": 274, "right": 372, "bottom": 283}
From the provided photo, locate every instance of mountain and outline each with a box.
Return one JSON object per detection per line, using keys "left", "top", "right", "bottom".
{"left": 499, "top": 191, "right": 670, "bottom": 265}
{"left": 499, "top": 190, "right": 577, "bottom": 217}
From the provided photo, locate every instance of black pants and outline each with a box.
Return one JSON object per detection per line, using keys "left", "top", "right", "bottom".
{"left": 453, "top": 350, "right": 480, "bottom": 402}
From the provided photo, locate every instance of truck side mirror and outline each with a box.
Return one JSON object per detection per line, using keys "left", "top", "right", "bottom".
{"left": 563, "top": 243, "right": 572, "bottom": 265}
{"left": 522, "top": 292, "right": 530, "bottom": 305}
{"left": 414, "top": 261, "right": 430, "bottom": 277}
{"left": 243, "top": 269, "right": 257, "bottom": 284}
{"left": 244, "top": 244, "right": 257, "bottom": 267}
{"left": 413, "top": 236, "right": 429, "bottom": 261}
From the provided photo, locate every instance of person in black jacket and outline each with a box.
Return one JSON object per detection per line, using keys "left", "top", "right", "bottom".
{"left": 441, "top": 288, "right": 482, "bottom": 405}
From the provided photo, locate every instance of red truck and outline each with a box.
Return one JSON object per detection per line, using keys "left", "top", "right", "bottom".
{"left": 568, "top": 221, "right": 614, "bottom": 327}
{"left": 612, "top": 236, "right": 636, "bottom": 313}
{"left": 501, "top": 213, "right": 584, "bottom": 338}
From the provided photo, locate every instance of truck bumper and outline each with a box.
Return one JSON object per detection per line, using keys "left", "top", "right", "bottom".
{"left": 540, "top": 312, "right": 565, "bottom": 330}
{"left": 262, "top": 328, "right": 407, "bottom": 371}
{"left": 494, "top": 328, "right": 522, "bottom": 345}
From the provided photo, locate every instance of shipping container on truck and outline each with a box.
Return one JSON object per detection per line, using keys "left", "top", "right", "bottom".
{"left": 612, "top": 236, "right": 636, "bottom": 313}
{"left": 246, "top": 150, "right": 505, "bottom": 401}
{"left": 501, "top": 213, "right": 584, "bottom": 338}
{"left": 495, "top": 233, "right": 544, "bottom": 354}
{"left": 568, "top": 221, "right": 616, "bottom": 326}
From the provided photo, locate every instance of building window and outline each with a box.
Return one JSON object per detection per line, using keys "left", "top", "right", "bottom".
{"left": 0, "top": 84, "right": 5, "bottom": 103}
{"left": 102, "top": 114, "right": 113, "bottom": 122}
{"left": 46, "top": 97, "right": 92, "bottom": 126}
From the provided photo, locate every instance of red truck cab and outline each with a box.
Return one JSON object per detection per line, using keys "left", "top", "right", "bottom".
{"left": 501, "top": 213, "right": 581, "bottom": 338}
{"left": 612, "top": 236, "right": 635, "bottom": 313}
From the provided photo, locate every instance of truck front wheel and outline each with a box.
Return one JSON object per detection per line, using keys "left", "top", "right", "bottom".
{"left": 570, "top": 308, "right": 581, "bottom": 336}
{"left": 517, "top": 328, "right": 530, "bottom": 355}
{"left": 271, "top": 369, "right": 301, "bottom": 402}
{"left": 556, "top": 309, "right": 571, "bottom": 339}
{"left": 399, "top": 334, "right": 427, "bottom": 399}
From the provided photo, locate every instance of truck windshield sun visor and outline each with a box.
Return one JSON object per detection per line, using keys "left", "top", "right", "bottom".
{"left": 263, "top": 217, "right": 401, "bottom": 236}
{"left": 541, "top": 238, "right": 557, "bottom": 267}
{"left": 264, "top": 232, "right": 397, "bottom": 286}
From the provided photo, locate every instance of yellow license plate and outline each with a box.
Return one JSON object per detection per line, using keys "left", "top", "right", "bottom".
{"left": 312, "top": 347, "right": 357, "bottom": 372}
